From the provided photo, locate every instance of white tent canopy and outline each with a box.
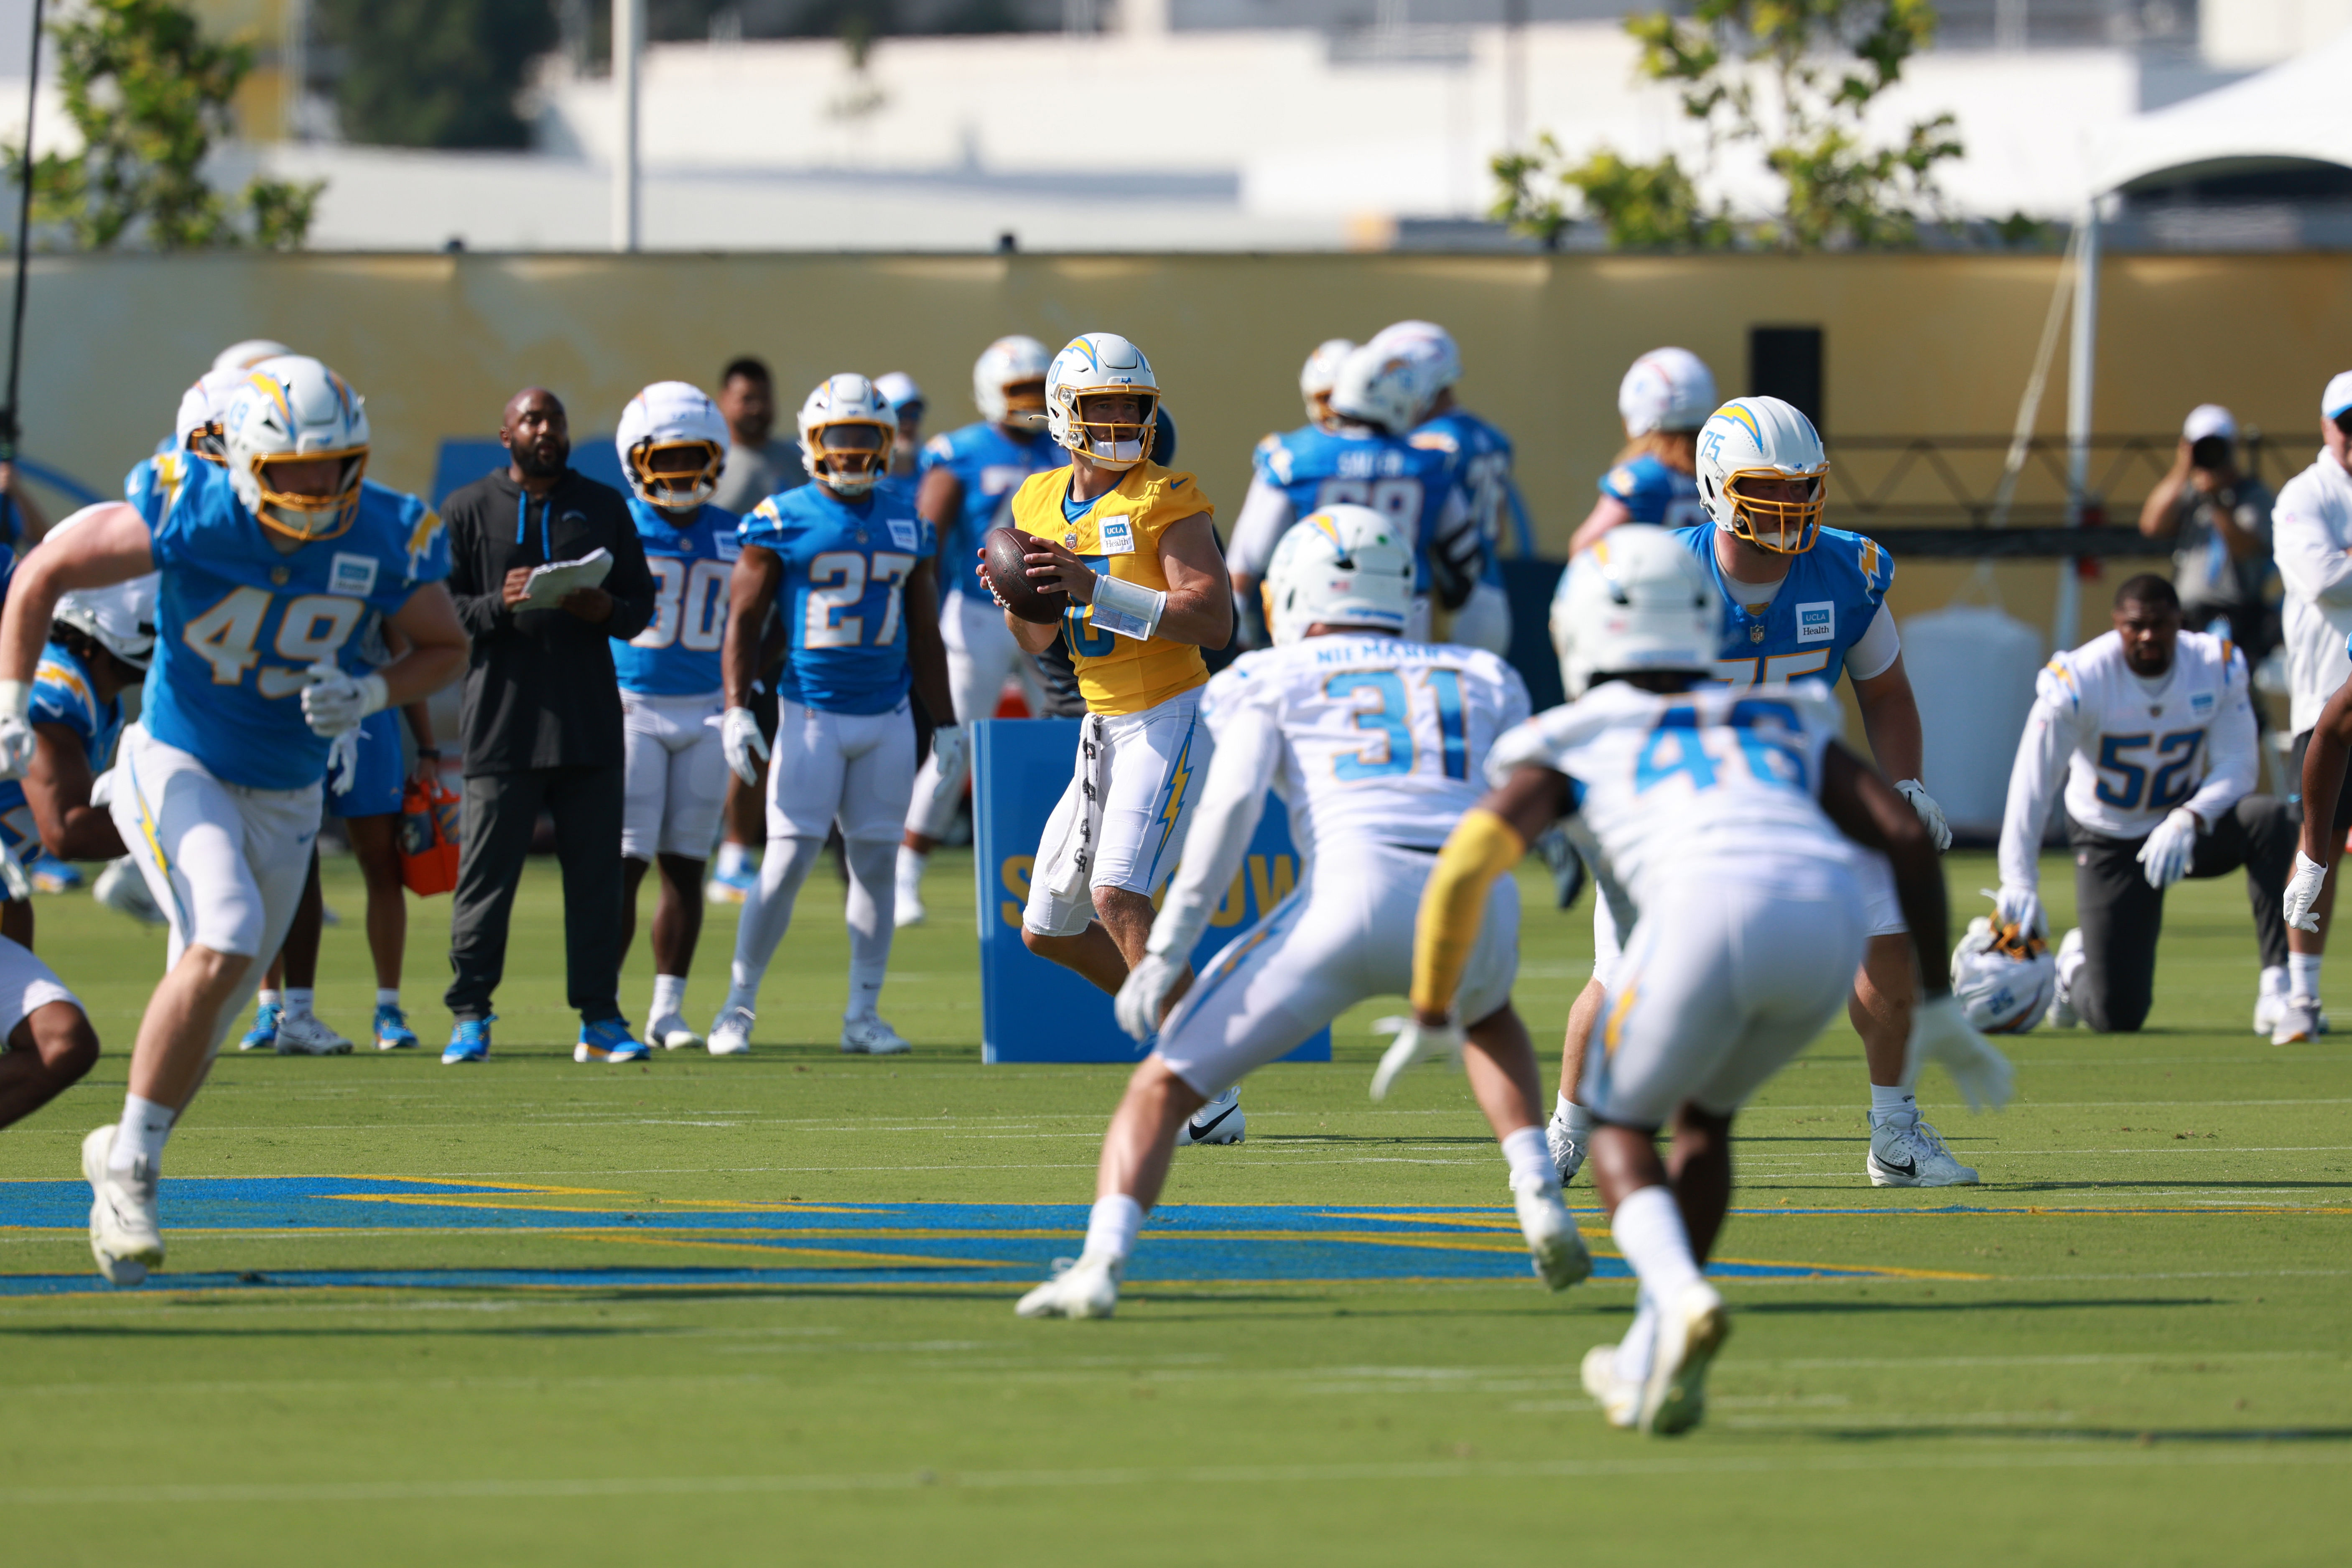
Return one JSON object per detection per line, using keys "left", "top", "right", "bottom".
{"left": 2092, "top": 27, "right": 2352, "bottom": 194}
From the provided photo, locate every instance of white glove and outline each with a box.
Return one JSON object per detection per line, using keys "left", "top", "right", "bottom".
{"left": 326, "top": 728, "right": 361, "bottom": 796}
{"left": 1894, "top": 778, "right": 1951, "bottom": 853}
{"left": 927, "top": 724, "right": 968, "bottom": 803}
{"left": 2285, "top": 849, "right": 2329, "bottom": 934}
{"left": 0, "top": 679, "right": 34, "bottom": 780}
{"left": 1113, "top": 950, "right": 1183, "bottom": 1043}
{"left": 1992, "top": 883, "right": 2044, "bottom": 938}
{"left": 0, "top": 840, "right": 28, "bottom": 903}
{"left": 2135, "top": 806, "right": 2200, "bottom": 890}
{"left": 1907, "top": 993, "right": 2015, "bottom": 1114}
{"left": 298, "top": 662, "right": 387, "bottom": 739}
{"left": 721, "top": 706, "right": 770, "bottom": 787}
{"left": 1369, "top": 1014, "right": 1464, "bottom": 1102}
{"left": 89, "top": 767, "right": 117, "bottom": 810}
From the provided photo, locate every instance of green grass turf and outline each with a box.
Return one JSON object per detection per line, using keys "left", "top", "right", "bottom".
{"left": 0, "top": 848, "right": 2345, "bottom": 1565}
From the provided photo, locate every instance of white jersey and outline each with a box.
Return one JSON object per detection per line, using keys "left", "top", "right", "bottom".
{"left": 2270, "top": 451, "right": 2352, "bottom": 735}
{"left": 1486, "top": 680, "right": 1855, "bottom": 930}
{"left": 1201, "top": 634, "right": 1529, "bottom": 859}
{"left": 1997, "top": 628, "right": 2257, "bottom": 887}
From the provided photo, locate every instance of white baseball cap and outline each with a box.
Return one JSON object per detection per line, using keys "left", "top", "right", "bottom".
{"left": 2182, "top": 403, "right": 2235, "bottom": 444}
{"left": 2324, "top": 372, "right": 2352, "bottom": 422}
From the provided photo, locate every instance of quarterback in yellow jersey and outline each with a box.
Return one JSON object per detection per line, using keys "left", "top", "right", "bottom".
{"left": 981, "top": 333, "right": 1235, "bottom": 1022}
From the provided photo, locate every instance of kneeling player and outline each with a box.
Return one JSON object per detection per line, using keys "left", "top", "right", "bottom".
{"left": 1015, "top": 505, "right": 1582, "bottom": 1318}
{"left": 1997, "top": 574, "right": 2296, "bottom": 1036}
{"left": 1399, "top": 528, "right": 2010, "bottom": 1434}
{"left": 0, "top": 933, "right": 102, "bottom": 1133}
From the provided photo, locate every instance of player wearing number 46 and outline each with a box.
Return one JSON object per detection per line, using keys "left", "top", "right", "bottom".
{"left": 0, "top": 355, "right": 469, "bottom": 1286}
{"left": 1998, "top": 574, "right": 2299, "bottom": 1039}
{"left": 710, "top": 374, "right": 956, "bottom": 1058}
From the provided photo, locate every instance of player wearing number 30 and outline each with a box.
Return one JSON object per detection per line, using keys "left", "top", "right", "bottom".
{"left": 710, "top": 374, "right": 956, "bottom": 1058}
{"left": 0, "top": 356, "right": 466, "bottom": 1286}
{"left": 612, "top": 382, "right": 740, "bottom": 1052}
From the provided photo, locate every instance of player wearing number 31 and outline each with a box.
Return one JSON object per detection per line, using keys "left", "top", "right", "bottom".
{"left": 0, "top": 356, "right": 467, "bottom": 1285}
{"left": 709, "top": 374, "right": 956, "bottom": 1058}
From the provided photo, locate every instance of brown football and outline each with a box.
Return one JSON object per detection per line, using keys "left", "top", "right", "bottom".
{"left": 983, "top": 526, "right": 1070, "bottom": 625}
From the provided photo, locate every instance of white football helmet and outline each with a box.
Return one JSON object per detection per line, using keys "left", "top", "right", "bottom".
{"left": 1262, "top": 503, "right": 1414, "bottom": 647}
{"left": 973, "top": 335, "right": 1051, "bottom": 430}
{"left": 1550, "top": 525, "right": 1716, "bottom": 699}
{"left": 173, "top": 367, "right": 249, "bottom": 465}
{"left": 221, "top": 356, "right": 369, "bottom": 543}
{"left": 874, "top": 371, "right": 924, "bottom": 421}
{"left": 1326, "top": 342, "right": 1424, "bottom": 436}
{"left": 211, "top": 338, "right": 292, "bottom": 375}
{"left": 1370, "top": 319, "right": 1461, "bottom": 391}
{"left": 1618, "top": 347, "right": 1717, "bottom": 436}
{"left": 1047, "top": 332, "right": 1159, "bottom": 469}
{"left": 42, "top": 507, "right": 160, "bottom": 670}
{"left": 1695, "top": 395, "right": 1829, "bottom": 556}
{"left": 1950, "top": 916, "right": 2056, "bottom": 1035}
{"left": 617, "top": 381, "right": 728, "bottom": 511}
{"left": 1299, "top": 338, "right": 1354, "bottom": 428}
{"left": 797, "top": 372, "right": 896, "bottom": 495}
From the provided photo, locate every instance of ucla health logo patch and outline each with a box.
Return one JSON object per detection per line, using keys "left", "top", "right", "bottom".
{"left": 2191, "top": 691, "right": 2214, "bottom": 714}
{"left": 887, "top": 516, "right": 920, "bottom": 552}
{"left": 1097, "top": 516, "right": 1136, "bottom": 556}
{"left": 1795, "top": 601, "right": 1834, "bottom": 644}
{"left": 329, "top": 553, "right": 379, "bottom": 599}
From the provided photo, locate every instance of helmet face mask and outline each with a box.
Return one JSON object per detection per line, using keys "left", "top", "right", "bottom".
{"left": 618, "top": 380, "right": 730, "bottom": 512}
{"left": 973, "top": 336, "right": 1052, "bottom": 432}
{"left": 222, "top": 358, "right": 371, "bottom": 545}
{"left": 249, "top": 449, "right": 369, "bottom": 542}
{"left": 797, "top": 373, "right": 898, "bottom": 495}
{"left": 628, "top": 438, "right": 725, "bottom": 510}
{"left": 1047, "top": 333, "right": 1160, "bottom": 470}
{"left": 1298, "top": 338, "right": 1354, "bottom": 430}
{"left": 1723, "top": 469, "right": 1827, "bottom": 554}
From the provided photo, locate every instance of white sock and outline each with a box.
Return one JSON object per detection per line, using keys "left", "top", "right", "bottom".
{"left": 1554, "top": 1093, "right": 1593, "bottom": 1143}
{"left": 110, "top": 1094, "right": 175, "bottom": 1176}
{"left": 1610, "top": 1184, "right": 1703, "bottom": 1302}
{"left": 1868, "top": 1083, "right": 1916, "bottom": 1124}
{"left": 1083, "top": 1192, "right": 1144, "bottom": 1262}
{"left": 728, "top": 835, "right": 823, "bottom": 1008}
{"left": 895, "top": 844, "right": 927, "bottom": 895}
{"left": 1614, "top": 1287, "right": 1661, "bottom": 1384}
{"left": 843, "top": 837, "right": 897, "bottom": 1019}
{"left": 257, "top": 989, "right": 283, "bottom": 1013}
{"left": 2289, "top": 953, "right": 2322, "bottom": 1004}
{"left": 284, "top": 988, "right": 315, "bottom": 1021}
{"left": 2260, "top": 964, "right": 2288, "bottom": 999}
{"left": 1500, "top": 1125, "right": 1554, "bottom": 1192}
{"left": 375, "top": 988, "right": 400, "bottom": 1010}
{"left": 651, "top": 974, "right": 687, "bottom": 1019}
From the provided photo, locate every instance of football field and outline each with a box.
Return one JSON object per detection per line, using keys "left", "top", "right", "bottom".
{"left": 0, "top": 849, "right": 2344, "bottom": 1565}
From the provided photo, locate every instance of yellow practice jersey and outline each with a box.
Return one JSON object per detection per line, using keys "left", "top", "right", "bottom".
{"left": 1009, "top": 463, "right": 1214, "bottom": 716}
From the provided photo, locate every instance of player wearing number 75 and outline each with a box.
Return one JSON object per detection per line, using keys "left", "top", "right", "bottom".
{"left": 0, "top": 355, "right": 468, "bottom": 1287}
{"left": 707, "top": 374, "right": 957, "bottom": 1059}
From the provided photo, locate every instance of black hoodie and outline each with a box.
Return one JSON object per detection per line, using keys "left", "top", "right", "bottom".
{"left": 442, "top": 467, "right": 657, "bottom": 775}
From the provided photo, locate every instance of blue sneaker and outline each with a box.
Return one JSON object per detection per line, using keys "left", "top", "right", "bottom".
{"left": 576, "top": 1017, "right": 650, "bottom": 1064}
{"left": 238, "top": 999, "right": 282, "bottom": 1053}
{"left": 705, "top": 863, "right": 757, "bottom": 905}
{"left": 442, "top": 1016, "right": 492, "bottom": 1065}
{"left": 374, "top": 1004, "right": 418, "bottom": 1051}
{"left": 28, "top": 854, "right": 83, "bottom": 894}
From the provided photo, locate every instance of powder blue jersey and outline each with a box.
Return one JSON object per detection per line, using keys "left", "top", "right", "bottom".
{"left": 1417, "top": 408, "right": 1524, "bottom": 585}
{"left": 743, "top": 477, "right": 933, "bottom": 716}
{"left": 613, "top": 497, "right": 738, "bottom": 697}
{"left": 1600, "top": 454, "right": 1706, "bottom": 528}
{"left": 0, "top": 641, "right": 125, "bottom": 853}
{"left": 130, "top": 455, "right": 450, "bottom": 790}
{"left": 1674, "top": 523, "right": 1895, "bottom": 691}
{"left": 1252, "top": 424, "right": 1466, "bottom": 594}
{"left": 919, "top": 421, "right": 1067, "bottom": 600}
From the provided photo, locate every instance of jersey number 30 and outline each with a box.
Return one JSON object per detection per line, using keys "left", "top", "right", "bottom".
{"left": 636, "top": 557, "right": 730, "bottom": 652}
{"left": 183, "top": 586, "right": 364, "bottom": 697}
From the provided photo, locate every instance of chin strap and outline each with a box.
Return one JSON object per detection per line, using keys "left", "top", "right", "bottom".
{"left": 1409, "top": 808, "right": 1527, "bottom": 1018}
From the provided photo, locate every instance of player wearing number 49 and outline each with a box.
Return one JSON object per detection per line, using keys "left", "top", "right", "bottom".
{"left": 710, "top": 374, "right": 956, "bottom": 1058}
{"left": 0, "top": 355, "right": 467, "bottom": 1287}
{"left": 1998, "top": 574, "right": 2298, "bottom": 1039}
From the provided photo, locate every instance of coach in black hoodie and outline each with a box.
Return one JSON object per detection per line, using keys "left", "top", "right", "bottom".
{"left": 439, "top": 387, "right": 657, "bottom": 1055}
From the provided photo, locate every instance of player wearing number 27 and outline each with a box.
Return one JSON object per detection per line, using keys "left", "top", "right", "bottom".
{"left": 711, "top": 374, "right": 956, "bottom": 1058}
{"left": 0, "top": 356, "right": 467, "bottom": 1285}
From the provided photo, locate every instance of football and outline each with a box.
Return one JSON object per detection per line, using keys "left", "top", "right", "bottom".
{"left": 983, "top": 526, "right": 1071, "bottom": 625}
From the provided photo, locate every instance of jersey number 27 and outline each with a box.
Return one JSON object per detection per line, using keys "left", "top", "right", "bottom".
{"left": 805, "top": 550, "right": 915, "bottom": 649}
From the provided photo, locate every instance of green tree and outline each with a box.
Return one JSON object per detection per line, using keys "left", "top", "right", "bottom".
{"left": 315, "top": 0, "right": 558, "bottom": 150}
{"left": 21, "top": 0, "right": 322, "bottom": 250}
{"left": 1491, "top": 0, "right": 1961, "bottom": 251}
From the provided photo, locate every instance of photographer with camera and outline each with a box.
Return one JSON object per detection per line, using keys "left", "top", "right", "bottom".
{"left": 2139, "top": 404, "right": 2277, "bottom": 672}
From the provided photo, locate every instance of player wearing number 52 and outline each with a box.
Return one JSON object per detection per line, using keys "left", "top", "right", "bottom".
{"left": 439, "top": 387, "right": 659, "bottom": 1066}
{"left": 707, "top": 375, "right": 957, "bottom": 1058}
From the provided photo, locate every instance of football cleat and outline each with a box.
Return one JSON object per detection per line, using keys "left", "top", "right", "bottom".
{"left": 2270, "top": 998, "right": 2322, "bottom": 1046}
{"left": 707, "top": 1006, "right": 755, "bottom": 1056}
{"left": 373, "top": 1004, "right": 418, "bottom": 1051}
{"left": 1176, "top": 1085, "right": 1244, "bottom": 1146}
{"left": 647, "top": 1013, "right": 703, "bottom": 1051}
{"left": 29, "top": 853, "right": 83, "bottom": 894}
{"left": 1639, "top": 1281, "right": 1728, "bottom": 1436}
{"left": 82, "top": 1125, "right": 163, "bottom": 1287}
{"left": 92, "top": 856, "right": 167, "bottom": 926}
{"left": 1015, "top": 1253, "right": 1121, "bottom": 1319}
{"left": 275, "top": 1012, "right": 353, "bottom": 1056}
{"left": 706, "top": 863, "right": 757, "bottom": 905}
{"left": 840, "top": 1014, "right": 911, "bottom": 1056}
{"left": 1512, "top": 1173, "right": 1592, "bottom": 1291}
{"left": 2255, "top": 992, "right": 2328, "bottom": 1038}
{"left": 1547, "top": 1112, "right": 1588, "bottom": 1185}
{"left": 238, "top": 998, "right": 282, "bottom": 1053}
{"left": 576, "top": 1018, "right": 650, "bottom": 1064}
{"left": 441, "top": 1016, "right": 492, "bottom": 1065}
{"left": 1581, "top": 1343, "right": 1640, "bottom": 1430}
{"left": 1867, "top": 1114, "right": 1980, "bottom": 1188}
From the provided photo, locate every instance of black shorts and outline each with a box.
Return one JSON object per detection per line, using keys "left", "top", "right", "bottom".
{"left": 2291, "top": 728, "right": 2352, "bottom": 841}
